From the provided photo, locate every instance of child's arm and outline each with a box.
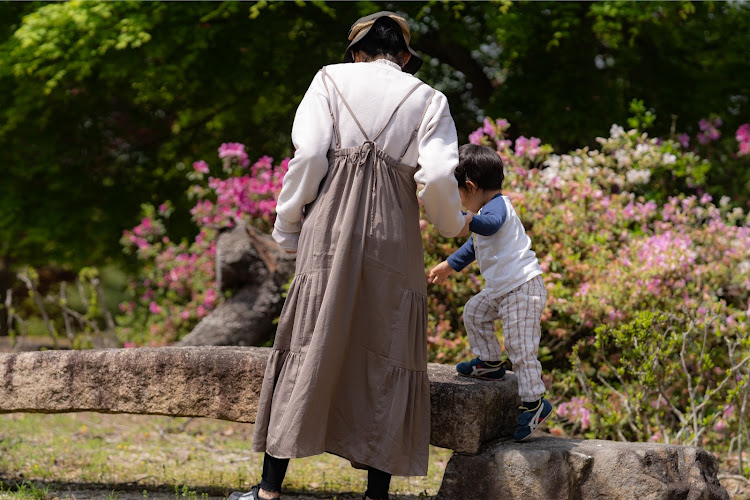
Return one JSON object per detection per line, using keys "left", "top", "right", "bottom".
{"left": 428, "top": 261, "right": 453, "bottom": 285}
{"left": 469, "top": 199, "right": 507, "bottom": 236}
{"left": 428, "top": 235, "right": 476, "bottom": 285}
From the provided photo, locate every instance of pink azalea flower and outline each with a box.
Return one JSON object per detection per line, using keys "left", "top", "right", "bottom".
{"left": 469, "top": 129, "right": 485, "bottom": 145}
{"left": 218, "top": 142, "right": 250, "bottom": 168}
{"left": 496, "top": 139, "right": 512, "bottom": 151}
{"left": 736, "top": 124, "right": 750, "bottom": 156}
{"left": 482, "top": 117, "right": 496, "bottom": 138}
{"left": 515, "top": 136, "right": 529, "bottom": 157}
{"left": 193, "top": 160, "right": 209, "bottom": 173}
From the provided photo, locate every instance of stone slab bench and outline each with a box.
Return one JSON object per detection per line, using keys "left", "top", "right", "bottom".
{"left": 0, "top": 346, "right": 519, "bottom": 454}
{"left": 0, "top": 346, "right": 729, "bottom": 499}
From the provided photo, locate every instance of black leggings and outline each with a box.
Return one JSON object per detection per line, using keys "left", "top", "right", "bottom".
{"left": 259, "top": 453, "right": 392, "bottom": 499}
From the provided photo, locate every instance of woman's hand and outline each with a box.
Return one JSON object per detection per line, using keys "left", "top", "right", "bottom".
{"left": 428, "top": 261, "right": 454, "bottom": 285}
{"left": 457, "top": 211, "right": 473, "bottom": 237}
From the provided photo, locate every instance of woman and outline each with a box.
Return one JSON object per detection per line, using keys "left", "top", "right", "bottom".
{"left": 231, "top": 11, "right": 469, "bottom": 500}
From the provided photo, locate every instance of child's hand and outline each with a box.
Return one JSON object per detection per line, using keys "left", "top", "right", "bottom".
{"left": 457, "top": 211, "right": 473, "bottom": 237}
{"left": 428, "top": 261, "right": 454, "bottom": 285}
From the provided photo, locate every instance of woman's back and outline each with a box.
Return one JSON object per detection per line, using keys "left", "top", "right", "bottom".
{"left": 276, "top": 60, "right": 465, "bottom": 247}
{"left": 319, "top": 61, "right": 439, "bottom": 164}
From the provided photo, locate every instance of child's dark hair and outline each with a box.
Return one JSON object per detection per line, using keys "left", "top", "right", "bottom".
{"left": 455, "top": 144, "right": 505, "bottom": 191}
{"left": 349, "top": 17, "right": 409, "bottom": 66}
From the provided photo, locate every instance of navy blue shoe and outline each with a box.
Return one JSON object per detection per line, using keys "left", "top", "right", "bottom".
{"left": 513, "top": 398, "right": 553, "bottom": 441}
{"left": 455, "top": 357, "right": 507, "bottom": 381}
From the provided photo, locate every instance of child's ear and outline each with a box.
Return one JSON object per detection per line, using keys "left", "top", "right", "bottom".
{"left": 465, "top": 180, "right": 479, "bottom": 193}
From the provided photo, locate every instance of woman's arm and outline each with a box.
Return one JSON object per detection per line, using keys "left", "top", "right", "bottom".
{"left": 272, "top": 71, "right": 334, "bottom": 252}
{"left": 414, "top": 91, "right": 466, "bottom": 238}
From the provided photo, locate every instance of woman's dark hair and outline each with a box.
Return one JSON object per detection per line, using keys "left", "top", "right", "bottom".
{"left": 455, "top": 144, "right": 505, "bottom": 191}
{"left": 349, "top": 16, "right": 409, "bottom": 66}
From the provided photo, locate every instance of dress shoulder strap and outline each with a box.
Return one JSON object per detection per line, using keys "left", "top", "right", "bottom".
{"left": 321, "top": 67, "right": 370, "bottom": 144}
{"left": 320, "top": 67, "right": 342, "bottom": 148}
{"left": 398, "top": 89, "right": 436, "bottom": 164}
{"left": 371, "top": 81, "right": 424, "bottom": 142}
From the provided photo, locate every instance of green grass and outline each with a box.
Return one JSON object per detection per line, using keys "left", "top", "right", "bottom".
{"left": 0, "top": 482, "right": 50, "bottom": 500}
{"left": 0, "top": 413, "right": 449, "bottom": 499}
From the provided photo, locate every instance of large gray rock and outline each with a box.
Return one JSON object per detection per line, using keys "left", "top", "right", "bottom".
{"left": 0, "top": 346, "right": 518, "bottom": 454}
{"left": 177, "top": 284, "right": 283, "bottom": 347}
{"left": 437, "top": 436, "right": 729, "bottom": 500}
{"left": 177, "top": 223, "right": 295, "bottom": 347}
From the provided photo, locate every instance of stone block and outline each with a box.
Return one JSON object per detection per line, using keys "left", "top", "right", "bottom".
{"left": 427, "top": 363, "right": 520, "bottom": 453}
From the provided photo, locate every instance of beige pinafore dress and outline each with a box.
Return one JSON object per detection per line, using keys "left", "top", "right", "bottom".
{"left": 252, "top": 67, "right": 436, "bottom": 477}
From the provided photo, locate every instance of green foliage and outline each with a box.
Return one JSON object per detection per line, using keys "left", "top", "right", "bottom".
{"left": 474, "top": 2, "right": 750, "bottom": 152}
{"left": 1, "top": 1, "right": 749, "bottom": 278}
{"left": 423, "top": 224, "right": 480, "bottom": 362}
{"left": 0, "top": 1, "right": 350, "bottom": 272}
{"left": 570, "top": 308, "right": 749, "bottom": 449}
{"left": 626, "top": 99, "right": 656, "bottom": 131}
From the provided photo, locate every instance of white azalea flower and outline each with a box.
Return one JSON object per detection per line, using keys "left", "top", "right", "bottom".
{"left": 662, "top": 153, "right": 677, "bottom": 165}
{"left": 635, "top": 143, "right": 650, "bottom": 158}
{"left": 626, "top": 169, "right": 651, "bottom": 185}
{"left": 610, "top": 124, "right": 625, "bottom": 139}
{"left": 544, "top": 154, "right": 561, "bottom": 169}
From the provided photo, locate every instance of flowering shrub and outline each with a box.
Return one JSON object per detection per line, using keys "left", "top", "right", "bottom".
{"left": 117, "top": 144, "right": 288, "bottom": 345}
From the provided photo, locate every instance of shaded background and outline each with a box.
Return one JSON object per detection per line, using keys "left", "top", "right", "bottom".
{"left": 1, "top": 0, "right": 748, "bottom": 292}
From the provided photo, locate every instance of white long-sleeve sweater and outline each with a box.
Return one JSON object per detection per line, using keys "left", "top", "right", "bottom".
{"left": 272, "top": 60, "right": 465, "bottom": 251}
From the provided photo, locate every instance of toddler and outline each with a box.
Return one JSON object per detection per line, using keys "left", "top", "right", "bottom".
{"left": 429, "top": 143, "right": 552, "bottom": 441}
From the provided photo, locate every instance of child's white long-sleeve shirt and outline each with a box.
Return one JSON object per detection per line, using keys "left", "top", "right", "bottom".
{"left": 272, "top": 61, "right": 465, "bottom": 251}
{"left": 448, "top": 194, "right": 543, "bottom": 297}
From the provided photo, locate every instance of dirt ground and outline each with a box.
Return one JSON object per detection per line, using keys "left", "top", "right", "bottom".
{"left": 2, "top": 477, "right": 748, "bottom": 499}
